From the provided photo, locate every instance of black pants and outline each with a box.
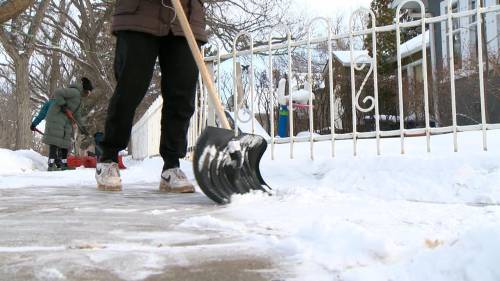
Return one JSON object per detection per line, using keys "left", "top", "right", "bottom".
{"left": 48, "top": 145, "right": 68, "bottom": 166}
{"left": 101, "top": 31, "right": 199, "bottom": 170}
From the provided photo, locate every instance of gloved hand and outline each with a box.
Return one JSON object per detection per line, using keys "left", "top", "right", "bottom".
{"left": 62, "top": 106, "right": 75, "bottom": 121}
{"left": 30, "top": 124, "right": 36, "bottom": 131}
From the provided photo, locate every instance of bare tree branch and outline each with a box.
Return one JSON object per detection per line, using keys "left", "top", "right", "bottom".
{"left": 24, "top": 0, "right": 50, "bottom": 55}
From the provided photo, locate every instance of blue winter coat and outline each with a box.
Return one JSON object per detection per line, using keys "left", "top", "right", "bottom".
{"left": 32, "top": 99, "right": 55, "bottom": 128}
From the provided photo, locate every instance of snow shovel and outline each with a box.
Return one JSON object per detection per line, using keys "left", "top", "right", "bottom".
{"left": 171, "top": 0, "right": 271, "bottom": 204}
{"left": 62, "top": 107, "right": 89, "bottom": 136}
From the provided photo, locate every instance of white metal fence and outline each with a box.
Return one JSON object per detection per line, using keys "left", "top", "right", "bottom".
{"left": 130, "top": 97, "right": 163, "bottom": 159}
{"left": 130, "top": 79, "right": 213, "bottom": 160}
{"left": 131, "top": 0, "right": 500, "bottom": 160}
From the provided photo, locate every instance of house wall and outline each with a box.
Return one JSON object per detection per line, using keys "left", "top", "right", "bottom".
{"left": 485, "top": 0, "right": 500, "bottom": 55}
{"left": 438, "top": 0, "right": 499, "bottom": 70}
{"left": 429, "top": 1, "right": 444, "bottom": 70}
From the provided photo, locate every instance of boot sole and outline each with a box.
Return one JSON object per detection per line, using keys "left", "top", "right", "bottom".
{"left": 97, "top": 184, "right": 122, "bottom": 192}
{"left": 159, "top": 182, "right": 195, "bottom": 193}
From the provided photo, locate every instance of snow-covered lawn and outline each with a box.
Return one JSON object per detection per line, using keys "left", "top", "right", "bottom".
{"left": 1, "top": 130, "right": 499, "bottom": 280}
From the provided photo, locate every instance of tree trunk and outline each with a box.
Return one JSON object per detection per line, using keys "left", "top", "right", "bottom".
{"left": 15, "top": 56, "right": 32, "bottom": 150}
{"left": 48, "top": 0, "right": 67, "bottom": 97}
{"left": 0, "top": 0, "right": 34, "bottom": 23}
{"left": 48, "top": 51, "right": 62, "bottom": 97}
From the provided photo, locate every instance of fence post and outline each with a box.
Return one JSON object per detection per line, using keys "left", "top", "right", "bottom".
{"left": 429, "top": 21, "right": 440, "bottom": 125}
{"left": 206, "top": 63, "right": 217, "bottom": 127}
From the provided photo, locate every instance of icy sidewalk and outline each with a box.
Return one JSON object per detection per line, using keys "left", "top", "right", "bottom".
{"left": 0, "top": 183, "right": 280, "bottom": 281}
{"left": 0, "top": 156, "right": 283, "bottom": 280}
{"left": 1, "top": 130, "right": 500, "bottom": 280}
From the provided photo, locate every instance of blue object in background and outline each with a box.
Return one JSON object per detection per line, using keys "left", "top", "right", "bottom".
{"left": 31, "top": 99, "right": 55, "bottom": 127}
{"left": 278, "top": 105, "right": 289, "bottom": 137}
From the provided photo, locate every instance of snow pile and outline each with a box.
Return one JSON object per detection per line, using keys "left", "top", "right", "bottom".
{"left": 183, "top": 183, "right": 500, "bottom": 281}
{"left": 1, "top": 130, "right": 500, "bottom": 280}
{"left": 341, "top": 223, "right": 500, "bottom": 281}
{"left": 0, "top": 149, "right": 47, "bottom": 175}
{"left": 0, "top": 152, "right": 193, "bottom": 189}
{"left": 278, "top": 219, "right": 396, "bottom": 272}
{"left": 261, "top": 130, "right": 500, "bottom": 204}
{"left": 175, "top": 130, "right": 500, "bottom": 280}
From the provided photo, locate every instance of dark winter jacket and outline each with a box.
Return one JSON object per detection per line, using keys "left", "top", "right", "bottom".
{"left": 42, "top": 83, "right": 85, "bottom": 149}
{"left": 31, "top": 99, "right": 55, "bottom": 127}
{"left": 112, "top": 0, "right": 208, "bottom": 43}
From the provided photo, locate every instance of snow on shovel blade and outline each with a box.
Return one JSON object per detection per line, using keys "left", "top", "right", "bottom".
{"left": 193, "top": 126, "right": 271, "bottom": 204}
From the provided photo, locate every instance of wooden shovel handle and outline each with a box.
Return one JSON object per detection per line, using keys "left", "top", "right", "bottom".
{"left": 171, "top": 0, "right": 231, "bottom": 130}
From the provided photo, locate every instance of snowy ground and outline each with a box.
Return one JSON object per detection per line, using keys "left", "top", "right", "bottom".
{"left": 1, "top": 130, "right": 500, "bottom": 280}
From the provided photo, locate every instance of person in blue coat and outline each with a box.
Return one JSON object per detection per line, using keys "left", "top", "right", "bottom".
{"left": 31, "top": 99, "right": 61, "bottom": 171}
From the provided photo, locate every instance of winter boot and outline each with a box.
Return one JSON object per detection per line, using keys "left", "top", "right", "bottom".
{"left": 95, "top": 162, "right": 122, "bottom": 191}
{"left": 47, "top": 159, "right": 59, "bottom": 172}
{"left": 159, "top": 168, "right": 195, "bottom": 193}
{"left": 60, "top": 163, "right": 75, "bottom": 171}
{"left": 48, "top": 164, "right": 59, "bottom": 172}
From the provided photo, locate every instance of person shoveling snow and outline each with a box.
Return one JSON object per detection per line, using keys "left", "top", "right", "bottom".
{"left": 31, "top": 77, "right": 93, "bottom": 171}
{"left": 95, "top": 0, "right": 208, "bottom": 193}
{"left": 96, "top": 0, "right": 270, "bottom": 205}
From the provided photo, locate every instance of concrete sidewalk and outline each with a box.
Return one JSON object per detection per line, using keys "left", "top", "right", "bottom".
{"left": 0, "top": 185, "right": 285, "bottom": 281}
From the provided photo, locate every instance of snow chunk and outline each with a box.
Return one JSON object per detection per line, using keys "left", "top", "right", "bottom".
{"left": 148, "top": 209, "right": 178, "bottom": 215}
{"left": 36, "top": 268, "right": 66, "bottom": 280}
{"left": 86, "top": 250, "right": 166, "bottom": 281}
{"left": 178, "top": 215, "right": 247, "bottom": 233}
{"left": 341, "top": 223, "right": 500, "bottom": 281}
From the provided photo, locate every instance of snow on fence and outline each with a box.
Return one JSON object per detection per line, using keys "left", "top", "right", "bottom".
{"left": 131, "top": 0, "right": 500, "bottom": 160}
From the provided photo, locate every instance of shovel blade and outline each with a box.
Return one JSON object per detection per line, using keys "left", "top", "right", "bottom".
{"left": 192, "top": 126, "right": 271, "bottom": 204}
